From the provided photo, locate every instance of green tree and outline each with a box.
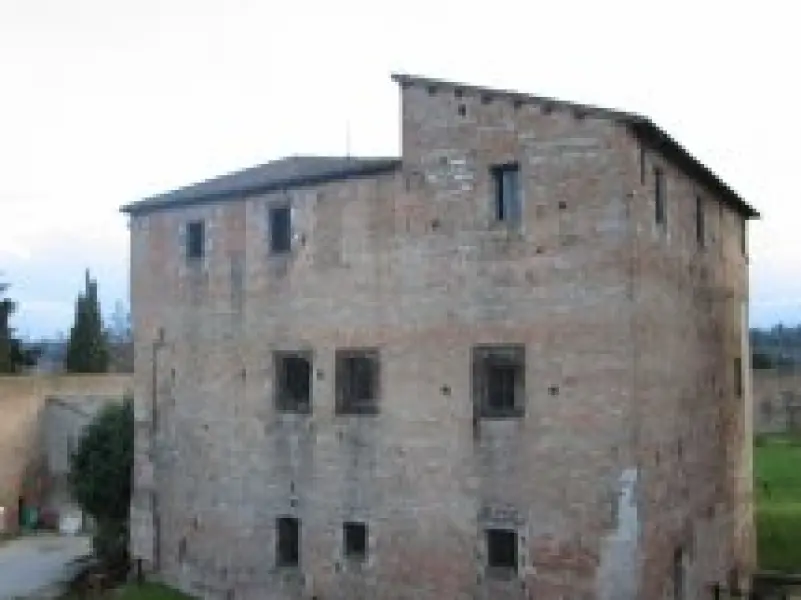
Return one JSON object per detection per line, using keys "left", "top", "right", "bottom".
{"left": 65, "top": 270, "right": 110, "bottom": 373}
{"left": 752, "top": 352, "right": 775, "bottom": 370}
{"left": 0, "top": 281, "right": 13, "bottom": 372}
{"left": 0, "top": 280, "right": 38, "bottom": 373}
{"left": 69, "top": 398, "right": 133, "bottom": 570}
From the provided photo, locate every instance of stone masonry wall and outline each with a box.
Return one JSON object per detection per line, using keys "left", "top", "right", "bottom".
{"left": 753, "top": 370, "right": 801, "bottom": 434}
{"left": 129, "top": 78, "right": 753, "bottom": 600}
{"left": 627, "top": 138, "right": 754, "bottom": 598}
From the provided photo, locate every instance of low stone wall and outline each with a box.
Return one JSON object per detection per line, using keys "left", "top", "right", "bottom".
{"left": 753, "top": 370, "right": 801, "bottom": 434}
{"left": 0, "top": 374, "right": 132, "bottom": 533}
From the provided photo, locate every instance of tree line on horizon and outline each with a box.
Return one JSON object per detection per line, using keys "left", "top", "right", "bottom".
{"left": 1, "top": 270, "right": 131, "bottom": 374}
{"left": 3, "top": 271, "right": 799, "bottom": 375}
{"left": 751, "top": 325, "right": 801, "bottom": 370}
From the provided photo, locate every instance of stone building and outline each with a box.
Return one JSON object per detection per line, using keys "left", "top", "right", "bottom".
{"left": 123, "top": 74, "right": 758, "bottom": 599}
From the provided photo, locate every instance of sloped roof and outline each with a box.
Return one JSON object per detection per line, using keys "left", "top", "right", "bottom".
{"left": 393, "top": 73, "right": 759, "bottom": 218}
{"left": 121, "top": 155, "right": 401, "bottom": 215}
{"left": 122, "top": 75, "right": 758, "bottom": 219}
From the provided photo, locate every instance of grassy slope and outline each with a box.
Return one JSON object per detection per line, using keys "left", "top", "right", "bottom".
{"left": 115, "top": 583, "right": 195, "bottom": 600}
{"left": 61, "top": 583, "right": 194, "bottom": 600}
{"left": 754, "top": 434, "right": 801, "bottom": 572}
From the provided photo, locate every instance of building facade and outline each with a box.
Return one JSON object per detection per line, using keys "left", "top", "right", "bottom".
{"left": 125, "top": 74, "right": 758, "bottom": 600}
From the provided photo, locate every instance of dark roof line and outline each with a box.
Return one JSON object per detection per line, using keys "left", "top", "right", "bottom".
{"left": 121, "top": 156, "right": 401, "bottom": 215}
{"left": 392, "top": 73, "right": 759, "bottom": 218}
{"left": 391, "top": 73, "right": 641, "bottom": 122}
{"left": 122, "top": 75, "right": 758, "bottom": 219}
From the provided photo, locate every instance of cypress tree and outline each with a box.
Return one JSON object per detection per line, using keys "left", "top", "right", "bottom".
{"left": 65, "top": 270, "right": 110, "bottom": 373}
{"left": 0, "top": 281, "right": 14, "bottom": 373}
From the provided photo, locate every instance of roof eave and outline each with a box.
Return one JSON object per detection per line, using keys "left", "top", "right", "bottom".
{"left": 626, "top": 119, "right": 759, "bottom": 219}
{"left": 392, "top": 73, "right": 759, "bottom": 220}
{"left": 391, "top": 72, "right": 635, "bottom": 121}
{"left": 121, "top": 159, "right": 402, "bottom": 216}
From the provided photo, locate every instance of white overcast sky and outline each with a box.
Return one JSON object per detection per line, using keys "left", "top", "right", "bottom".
{"left": 1, "top": 0, "right": 798, "bottom": 338}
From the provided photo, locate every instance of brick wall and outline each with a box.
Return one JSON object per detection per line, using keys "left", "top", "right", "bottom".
{"left": 628, "top": 131, "right": 754, "bottom": 598}
{"left": 129, "top": 77, "right": 753, "bottom": 599}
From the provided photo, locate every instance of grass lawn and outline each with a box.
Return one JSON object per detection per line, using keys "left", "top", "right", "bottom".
{"left": 754, "top": 433, "right": 801, "bottom": 572}
{"left": 61, "top": 583, "right": 194, "bottom": 600}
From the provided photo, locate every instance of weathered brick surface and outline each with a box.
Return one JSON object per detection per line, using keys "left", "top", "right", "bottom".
{"left": 129, "top": 77, "right": 754, "bottom": 599}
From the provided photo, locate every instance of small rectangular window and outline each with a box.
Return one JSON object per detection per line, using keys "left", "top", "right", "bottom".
{"left": 274, "top": 352, "right": 312, "bottom": 413}
{"left": 639, "top": 145, "right": 646, "bottom": 184}
{"left": 740, "top": 218, "right": 747, "bottom": 256}
{"left": 270, "top": 206, "right": 292, "bottom": 254}
{"left": 186, "top": 220, "right": 205, "bottom": 260}
{"left": 672, "top": 547, "right": 686, "bottom": 600}
{"left": 488, "top": 364, "right": 518, "bottom": 412}
{"left": 490, "top": 163, "right": 521, "bottom": 225}
{"left": 734, "top": 357, "right": 743, "bottom": 398}
{"left": 473, "top": 345, "right": 525, "bottom": 418}
{"left": 695, "top": 196, "right": 705, "bottom": 249}
{"left": 654, "top": 167, "right": 666, "bottom": 227}
{"left": 343, "top": 522, "right": 368, "bottom": 560}
{"left": 276, "top": 517, "right": 300, "bottom": 567}
{"left": 336, "top": 349, "right": 380, "bottom": 415}
{"left": 486, "top": 528, "right": 517, "bottom": 572}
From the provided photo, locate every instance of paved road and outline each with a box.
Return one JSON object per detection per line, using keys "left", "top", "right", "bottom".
{"left": 0, "top": 534, "right": 91, "bottom": 599}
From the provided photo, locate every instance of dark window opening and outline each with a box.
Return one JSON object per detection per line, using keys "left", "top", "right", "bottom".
{"left": 734, "top": 357, "right": 743, "bottom": 398}
{"left": 270, "top": 206, "right": 292, "bottom": 254}
{"left": 672, "top": 547, "right": 686, "bottom": 600}
{"left": 343, "top": 522, "right": 368, "bottom": 560}
{"left": 488, "top": 364, "right": 517, "bottom": 412}
{"left": 336, "top": 349, "right": 380, "bottom": 415}
{"left": 275, "top": 352, "right": 312, "bottom": 413}
{"left": 740, "top": 218, "right": 747, "bottom": 255}
{"left": 473, "top": 345, "right": 525, "bottom": 418}
{"left": 490, "top": 163, "right": 521, "bottom": 225}
{"left": 696, "top": 196, "right": 705, "bottom": 248}
{"left": 654, "top": 167, "right": 666, "bottom": 227}
{"left": 186, "top": 220, "right": 205, "bottom": 260}
{"left": 276, "top": 517, "right": 299, "bottom": 567}
{"left": 639, "top": 145, "right": 646, "bottom": 184}
{"left": 486, "top": 529, "right": 517, "bottom": 572}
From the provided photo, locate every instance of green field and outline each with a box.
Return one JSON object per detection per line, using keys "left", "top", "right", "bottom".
{"left": 60, "top": 583, "right": 194, "bottom": 600}
{"left": 115, "top": 583, "right": 195, "bottom": 600}
{"left": 755, "top": 433, "right": 801, "bottom": 572}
